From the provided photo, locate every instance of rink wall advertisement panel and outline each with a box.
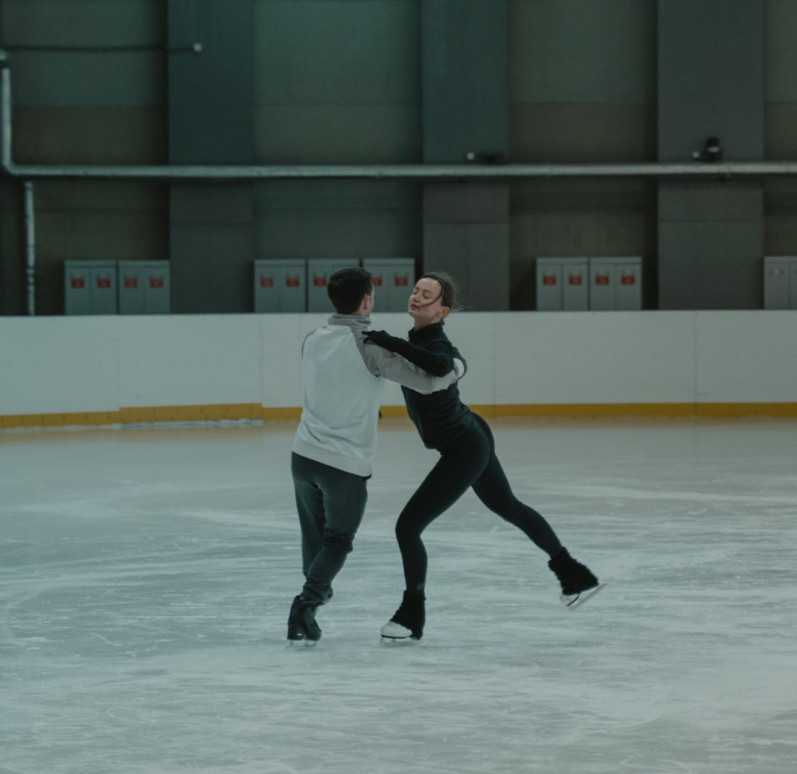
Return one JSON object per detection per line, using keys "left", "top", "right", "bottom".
{"left": 1, "top": 312, "right": 796, "bottom": 429}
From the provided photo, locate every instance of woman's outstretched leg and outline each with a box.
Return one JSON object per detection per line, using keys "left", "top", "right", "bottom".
{"left": 471, "top": 450, "right": 563, "bottom": 556}
{"left": 469, "top": 415, "right": 599, "bottom": 603}
{"left": 468, "top": 415, "right": 562, "bottom": 556}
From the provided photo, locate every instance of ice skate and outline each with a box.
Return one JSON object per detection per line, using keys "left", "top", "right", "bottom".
{"left": 287, "top": 595, "right": 322, "bottom": 644}
{"left": 561, "top": 582, "right": 605, "bottom": 608}
{"left": 380, "top": 590, "right": 425, "bottom": 643}
{"left": 548, "top": 548, "right": 602, "bottom": 608}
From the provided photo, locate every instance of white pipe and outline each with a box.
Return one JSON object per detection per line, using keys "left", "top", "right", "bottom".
{"left": 5, "top": 160, "right": 797, "bottom": 182}
{"left": 24, "top": 180, "right": 35, "bottom": 315}
{"left": 1, "top": 59, "right": 11, "bottom": 171}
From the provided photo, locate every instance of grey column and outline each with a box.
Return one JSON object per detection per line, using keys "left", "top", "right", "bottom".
{"left": 168, "top": 0, "right": 254, "bottom": 313}
{"left": 657, "top": 0, "right": 764, "bottom": 309}
{"left": 0, "top": 188, "right": 4, "bottom": 313}
{"left": 421, "top": 0, "right": 510, "bottom": 310}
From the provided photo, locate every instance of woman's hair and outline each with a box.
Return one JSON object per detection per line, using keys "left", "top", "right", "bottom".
{"left": 327, "top": 267, "right": 373, "bottom": 314}
{"left": 419, "top": 271, "right": 460, "bottom": 321}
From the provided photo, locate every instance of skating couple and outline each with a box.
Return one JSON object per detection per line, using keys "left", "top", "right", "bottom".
{"left": 288, "top": 268, "right": 599, "bottom": 645}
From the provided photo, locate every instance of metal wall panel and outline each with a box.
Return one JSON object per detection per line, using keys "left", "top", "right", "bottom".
{"left": 562, "top": 259, "right": 589, "bottom": 311}
{"left": 422, "top": 0, "right": 508, "bottom": 164}
{"left": 657, "top": 0, "right": 764, "bottom": 162}
{"left": 589, "top": 258, "right": 642, "bottom": 311}
{"left": 64, "top": 261, "right": 117, "bottom": 315}
{"left": 168, "top": 0, "right": 254, "bottom": 313}
{"left": 88, "top": 263, "right": 117, "bottom": 315}
{"left": 118, "top": 261, "right": 171, "bottom": 315}
{"left": 536, "top": 258, "right": 563, "bottom": 311}
{"left": 792, "top": 263, "right": 797, "bottom": 311}
{"left": 168, "top": 0, "right": 253, "bottom": 164}
{"left": 536, "top": 258, "right": 593, "bottom": 311}
{"left": 254, "top": 260, "right": 307, "bottom": 313}
{"left": 362, "top": 258, "right": 415, "bottom": 313}
{"left": 656, "top": 1, "right": 764, "bottom": 310}
{"left": 763, "top": 256, "right": 797, "bottom": 310}
{"left": 658, "top": 214, "right": 763, "bottom": 310}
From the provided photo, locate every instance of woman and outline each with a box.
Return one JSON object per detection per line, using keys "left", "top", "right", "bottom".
{"left": 364, "top": 272, "right": 600, "bottom": 641}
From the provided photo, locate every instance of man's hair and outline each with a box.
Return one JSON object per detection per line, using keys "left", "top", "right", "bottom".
{"left": 327, "top": 267, "right": 373, "bottom": 314}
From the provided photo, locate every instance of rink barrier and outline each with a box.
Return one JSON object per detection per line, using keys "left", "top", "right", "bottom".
{"left": 2, "top": 311, "right": 796, "bottom": 430}
{"left": 479, "top": 403, "right": 797, "bottom": 419}
{"left": 0, "top": 403, "right": 298, "bottom": 430}
{"left": 3, "top": 401, "right": 797, "bottom": 431}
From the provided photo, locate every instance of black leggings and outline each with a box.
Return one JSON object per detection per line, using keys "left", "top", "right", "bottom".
{"left": 395, "top": 414, "right": 563, "bottom": 593}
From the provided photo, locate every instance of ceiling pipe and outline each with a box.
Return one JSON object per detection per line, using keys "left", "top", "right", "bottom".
{"left": 8, "top": 160, "right": 797, "bottom": 182}
{"left": 3, "top": 51, "right": 797, "bottom": 183}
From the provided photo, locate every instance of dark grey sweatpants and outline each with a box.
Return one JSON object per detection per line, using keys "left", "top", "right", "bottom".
{"left": 291, "top": 452, "right": 369, "bottom": 605}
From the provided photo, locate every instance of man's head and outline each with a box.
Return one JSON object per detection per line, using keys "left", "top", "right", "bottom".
{"left": 327, "top": 267, "right": 374, "bottom": 315}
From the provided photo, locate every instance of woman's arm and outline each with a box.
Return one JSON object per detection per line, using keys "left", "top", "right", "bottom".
{"left": 364, "top": 330, "right": 453, "bottom": 377}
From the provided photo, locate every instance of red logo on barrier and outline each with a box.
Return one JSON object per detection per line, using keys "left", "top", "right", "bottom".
{"left": 260, "top": 276, "right": 274, "bottom": 288}
{"left": 285, "top": 277, "right": 300, "bottom": 288}
{"left": 568, "top": 276, "right": 583, "bottom": 286}
{"left": 542, "top": 276, "right": 557, "bottom": 286}
{"left": 595, "top": 275, "right": 610, "bottom": 286}
{"left": 96, "top": 277, "right": 111, "bottom": 289}
{"left": 621, "top": 275, "right": 636, "bottom": 286}
{"left": 372, "top": 276, "right": 383, "bottom": 286}
{"left": 124, "top": 277, "right": 138, "bottom": 289}
{"left": 395, "top": 277, "right": 409, "bottom": 286}
{"left": 150, "top": 277, "right": 164, "bottom": 289}
{"left": 71, "top": 278, "right": 85, "bottom": 289}
{"left": 313, "top": 277, "right": 327, "bottom": 287}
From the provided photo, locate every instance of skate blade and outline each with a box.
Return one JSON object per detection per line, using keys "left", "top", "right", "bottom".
{"left": 380, "top": 635, "right": 418, "bottom": 645}
{"left": 562, "top": 582, "right": 605, "bottom": 609}
{"left": 287, "top": 637, "right": 319, "bottom": 648}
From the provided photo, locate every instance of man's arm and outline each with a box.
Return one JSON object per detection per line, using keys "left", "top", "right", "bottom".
{"left": 357, "top": 338, "right": 462, "bottom": 394}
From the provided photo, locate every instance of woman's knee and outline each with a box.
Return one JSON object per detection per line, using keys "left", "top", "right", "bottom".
{"left": 395, "top": 513, "right": 422, "bottom": 545}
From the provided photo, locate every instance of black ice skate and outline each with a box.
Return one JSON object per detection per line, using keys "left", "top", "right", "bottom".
{"left": 548, "top": 548, "right": 602, "bottom": 608}
{"left": 380, "top": 590, "right": 425, "bottom": 642}
{"left": 287, "top": 595, "right": 322, "bottom": 645}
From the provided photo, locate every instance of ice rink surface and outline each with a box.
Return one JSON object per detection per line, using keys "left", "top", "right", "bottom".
{"left": 1, "top": 417, "right": 796, "bottom": 774}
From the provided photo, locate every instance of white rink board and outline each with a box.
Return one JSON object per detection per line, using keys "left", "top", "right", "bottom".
{"left": 1, "top": 310, "right": 796, "bottom": 417}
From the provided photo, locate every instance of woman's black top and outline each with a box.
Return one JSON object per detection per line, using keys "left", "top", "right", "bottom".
{"left": 400, "top": 323, "right": 473, "bottom": 450}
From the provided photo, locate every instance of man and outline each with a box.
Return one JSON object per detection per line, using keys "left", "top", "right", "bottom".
{"left": 287, "top": 267, "right": 462, "bottom": 644}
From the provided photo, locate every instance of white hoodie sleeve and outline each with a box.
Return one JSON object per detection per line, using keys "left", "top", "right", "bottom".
{"left": 356, "top": 336, "right": 459, "bottom": 395}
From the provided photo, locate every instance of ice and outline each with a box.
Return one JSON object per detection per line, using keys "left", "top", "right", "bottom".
{"left": 2, "top": 418, "right": 796, "bottom": 773}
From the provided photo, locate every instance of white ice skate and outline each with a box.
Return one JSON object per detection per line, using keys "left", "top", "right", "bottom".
{"left": 379, "top": 591, "right": 425, "bottom": 643}
{"left": 561, "top": 582, "right": 605, "bottom": 609}
{"left": 380, "top": 620, "right": 418, "bottom": 644}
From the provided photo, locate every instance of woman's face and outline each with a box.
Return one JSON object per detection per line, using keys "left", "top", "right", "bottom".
{"left": 408, "top": 277, "right": 450, "bottom": 328}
